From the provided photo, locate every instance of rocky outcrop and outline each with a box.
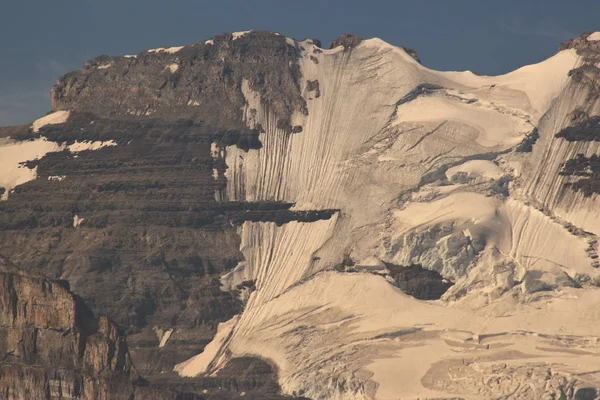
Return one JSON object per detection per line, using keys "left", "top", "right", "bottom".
{"left": 560, "top": 32, "right": 600, "bottom": 100}
{"left": 328, "top": 34, "right": 422, "bottom": 61}
{"left": 550, "top": 33, "right": 600, "bottom": 197}
{"left": 0, "top": 255, "right": 138, "bottom": 399}
{"left": 560, "top": 31, "right": 600, "bottom": 60}
{"left": 51, "top": 31, "right": 307, "bottom": 134}
{"left": 400, "top": 46, "right": 421, "bottom": 63}
{"left": 384, "top": 263, "right": 453, "bottom": 300}
{"left": 329, "top": 34, "right": 363, "bottom": 49}
{"left": 560, "top": 153, "right": 600, "bottom": 196}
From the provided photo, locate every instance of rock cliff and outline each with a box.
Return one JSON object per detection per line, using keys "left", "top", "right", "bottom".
{"left": 0, "top": 255, "right": 142, "bottom": 399}
{"left": 0, "top": 256, "right": 303, "bottom": 399}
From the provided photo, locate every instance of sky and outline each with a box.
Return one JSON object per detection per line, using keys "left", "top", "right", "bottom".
{"left": 1, "top": 0, "right": 598, "bottom": 126}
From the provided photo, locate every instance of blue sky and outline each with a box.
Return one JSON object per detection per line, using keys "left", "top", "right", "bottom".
{"left": 1, "top": 0, "right": 598, "bottom": 126}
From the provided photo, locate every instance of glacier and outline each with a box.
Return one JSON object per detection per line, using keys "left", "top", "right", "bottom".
{"left": 174, "top": 33, "right": 600, "bottom": 399}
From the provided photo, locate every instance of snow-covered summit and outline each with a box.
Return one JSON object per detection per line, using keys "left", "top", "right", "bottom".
{"left": 172, "top": 30, "right": 600, "bottom": 399}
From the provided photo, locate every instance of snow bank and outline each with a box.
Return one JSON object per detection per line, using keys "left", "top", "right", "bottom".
{"left": 232, "top": 31, "right": 251, "bottom": 40}
{"left": 159, "top": 329, "right": 173, "bottom": 348}
{"left": 147, "top": 46, "right": 184, "bottom": 54}
{"left": 206, "top": 271, "right": 600, "bottom": 398}
{"left": 392, "top": 94, "right": 530, "bottom": 148}
{"left": 32, "top": 110, "right": 70, "bottom": 133}
{"left": 72, "top": 215, "right": 84, "bottom": 228}
{"left": 0, "top": 138, "right": 62, "bottom": 200}
{"left": 68, "top": 140, "right": 117, "bottom": 152}
{"left": 166, "top": 63, "right": 179, "bottom": 73}
{"left": 446, "top": 160, "right": 504, "bottom": 181}
{"left": 587, "top": 32, "right": 600, "bottom": 41}
{"left": 175, "top": 316, "right": 239, "bottom": 376}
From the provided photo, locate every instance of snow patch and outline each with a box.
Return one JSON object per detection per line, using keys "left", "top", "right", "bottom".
{"left": 159, "top": 329, "right": 173, "bottom": 348}
{"left": 97, "top": 63, "right": 112, "bottom": 69}
{"left": 68, "top": 140, "right": 117, "bottom": 152}
{"left": 0, "top": 136, "right": 117, "bottom": 200}
{"left": 446, "top": 160, "right": 504, "bottom": 181}
{"left": 393, "top": 192, "right": 497, "bottom": 233}
{"left": 0, "top": 138, "right": 63, "bottom": 200}
{"left": 166, "top": 63, "right": 179, "bottom": 73}
{"left": 73, "top": 215, "right": 84, "bottom": 228}
{"left": 232, "top": 31, "right": 251, "bottom": 40}
{"left": 32, "top": 110, "right": 70, "bottom": 133}
{"left": 187, "top": 100, "right": 200, "bottom": 106}
{"left": 204, "top": 39, "right": 214, "bottom": 45}
{"left": 147, "top": 46, "right": 184, "bottom": 54}
{"left": 126, "top": 108, "right": 155, "bottom": 116}
{"left": 175, "top": 316, "right": 239, "bottom": 376}
{"left": 48, "top": 175, "right": 66, "bottom": 182}
{"left": 587, "top": 32, "right": 600, "bottom": 41}
{"left": 124, "top": 55, "right": 137, "bottom": 59}
{"left": 210, "top": 142, "right": 220, "bottom": 160}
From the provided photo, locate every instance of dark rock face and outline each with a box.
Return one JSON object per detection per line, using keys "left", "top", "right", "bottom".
{"left": 51, "top": 31, "right": 307, "bottom": 133}
{"left": 556, "top": 116, "right": 600, "bottom": 142}
{"left": 154, "top": 358, "right": 310, "bottom": 400}
{"left": 515, "top": 128, "right": 540, "bottom": 152}
{"left": 560, "top": 154, "right": 600, "bottom": 196}
{"left": 329, "top": 34, "right": 363, "bottom": 49}
{"left": 384, "top": 263, "right": 453, "bottom": 300}
{"left": 560, "top": 32, "right": 600, "bottom": 59}
{"left": 574, "top": 387, "right": 598, "bottom": 400}
{"left": 560, "top": 32, "right": 600, "bottom": 101}
{"left": 306, "top": 79, "right": 321, "bottom": 99}
{"left": 0, "top": 120, "right": 335, "bottom": 379}
{"left": 401, "top": 47, "right": 421, "bottom": 64}
{"left": 552, "top": 34, "right": 600, "bottom": 197}
{"left": 0, "top": 256, "right": 137, "bottom": 399}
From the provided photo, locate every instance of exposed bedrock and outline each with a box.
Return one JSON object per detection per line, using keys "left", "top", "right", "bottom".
{"left": 383, "top": 262, "right": 453, "bottom": 300}
{"left": 0, "top": 256, "right": 141, "bottom": 400}
{"left": 50, "top": 31, "right": 307, "bottom": 133}
{"left": 329, "top": 33, "right": 363, "bottom": 50}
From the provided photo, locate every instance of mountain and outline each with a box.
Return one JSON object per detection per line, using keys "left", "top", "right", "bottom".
{"left": 1, "top": 30, "right": 600, "bottom": 399}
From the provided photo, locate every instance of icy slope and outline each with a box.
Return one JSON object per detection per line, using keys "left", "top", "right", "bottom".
{"left": 173, "top": 33, "right": 600, "bottom": 399}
